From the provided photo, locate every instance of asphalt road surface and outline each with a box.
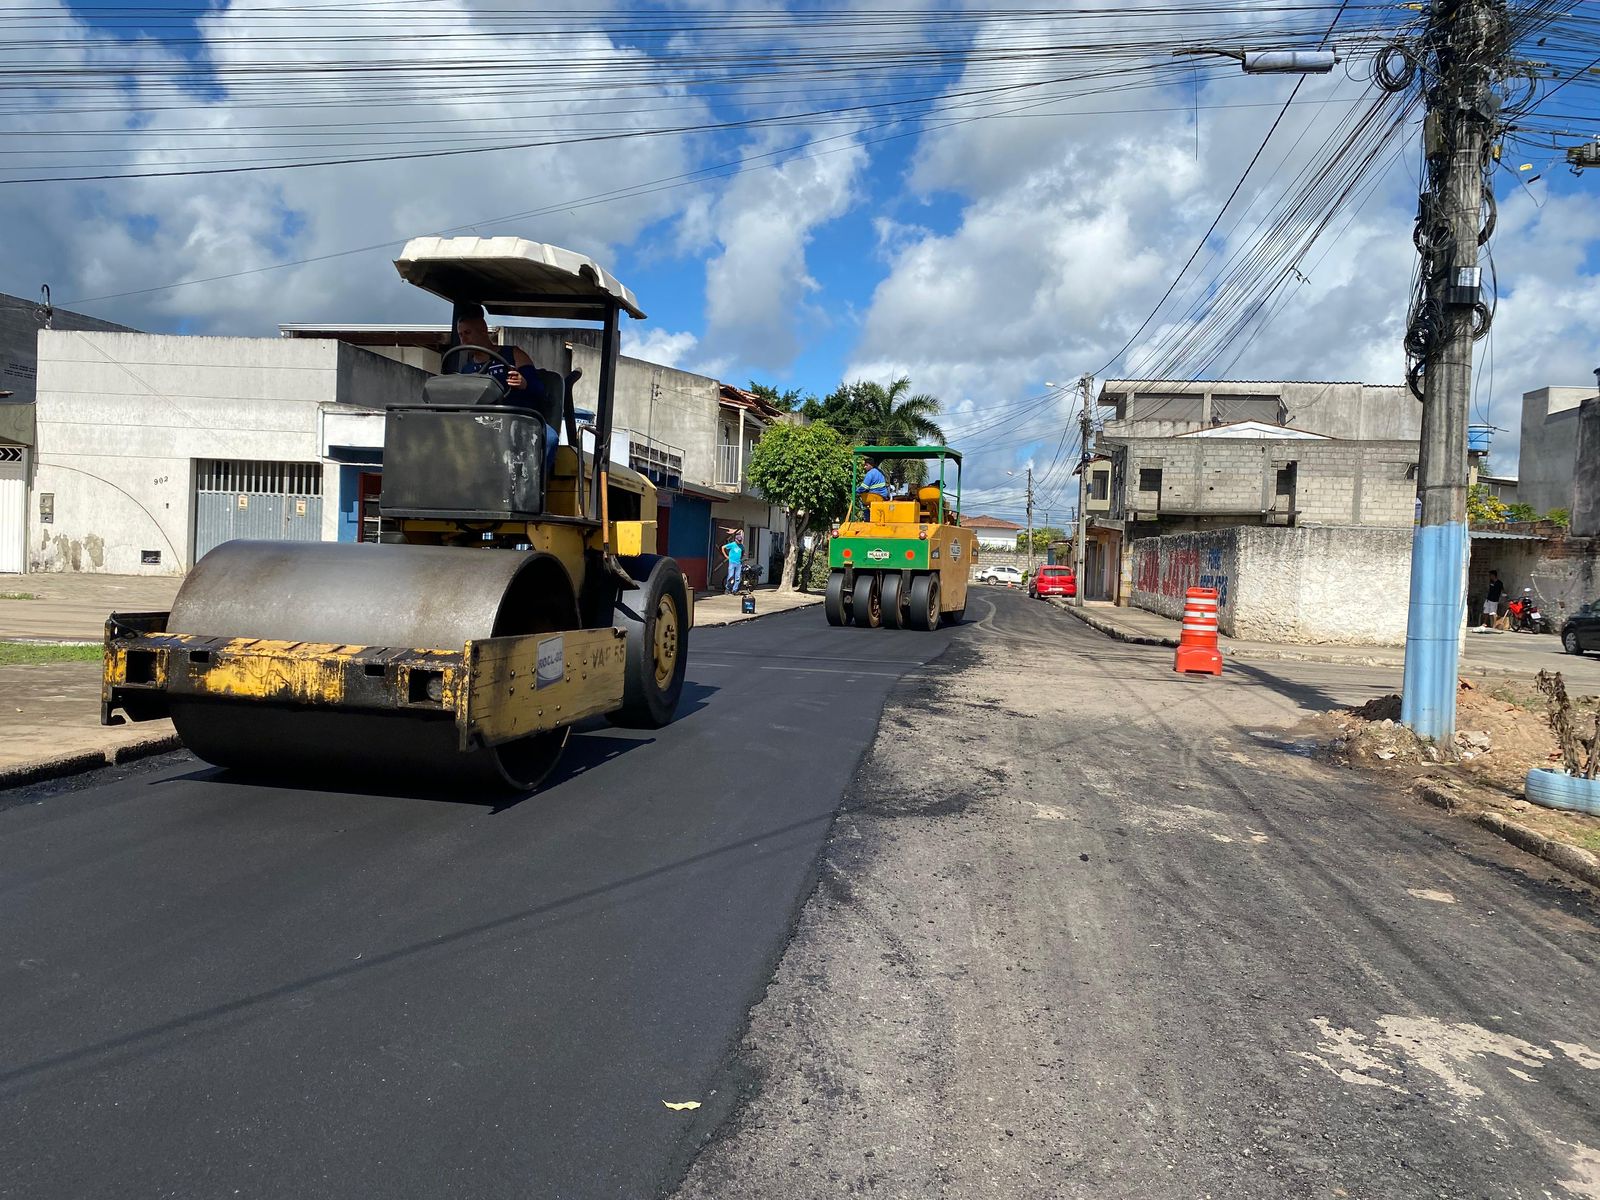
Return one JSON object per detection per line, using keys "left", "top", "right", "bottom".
{"left": 1, "top": 608, "right": 955, "bottom": 1200}
{"left": 678, "top": 588, "right": 1600, "bottom": 1199}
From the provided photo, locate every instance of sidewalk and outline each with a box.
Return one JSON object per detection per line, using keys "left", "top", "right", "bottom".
{"left": 0, "top": 660, "right": 178, "bottom": 784}
{"left": 1056, "top": 598, "right": 1600, "bottom": 682}
{"left": 693, "top": 584, "right": 823, "bottom": 627}
{"left": 0, "top": 572, "right": 180, "bottom": 642}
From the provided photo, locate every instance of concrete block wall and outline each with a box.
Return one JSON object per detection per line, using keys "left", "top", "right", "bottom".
{"left": 1113, "top": 437, "right": 1416, "bottom": 527}
{"left": 1100, "top": 380, "right": 1419, "bottom": 441}
{"left": 1132, "top": 525, "right": 1413, "bottom": 645}
{"left": 1518, "top": 386, "right": 1595, "bottom": 515}
{"left": 1575, "top": 397, "right": 1600, "bottom": 538}
{"left": 1129, "top": 530, "right": 1240, "bottom": 627}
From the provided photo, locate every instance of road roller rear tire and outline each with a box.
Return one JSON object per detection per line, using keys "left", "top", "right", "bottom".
{"left": 880, "top": 572, "right": 908, "bottom": 629}
{"left": 608, "top": 554, "right": 690, "bottom": 729}
{"left": 825, "top": 570, "right": 851, "bottom": 626}
{"left": 942, "top": 600, "right": 966, "bottom": 625}
{"left": 852, "top": 572, "right": 882, "bottom": 628}
{"left": 910, "top": 573, "right": 941, "bottom": 631}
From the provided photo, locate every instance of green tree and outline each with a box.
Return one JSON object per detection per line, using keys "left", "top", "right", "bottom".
{"left": 1468, "top": 484, "right": 1508, "bottom": 524}
{"left": 1503, "top": 502, "right": 1538, "bottom": 522}
{"left": 1016, "top": 526, "right": 1069, "bottom": 555}
{"left": 803, "top": 376, "right": 946, "bottom": 487}
{"left": 745, "top": 422, "right": 854, "bottom": 593}
{"left": 748, "top": 381, "right": 811, "bottom": 413}
{"left": 1547, "top": 507, "right": 1572, "bottom": 529}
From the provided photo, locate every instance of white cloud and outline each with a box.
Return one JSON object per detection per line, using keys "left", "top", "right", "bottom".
{"left": 0, "top": 0, "right": 714, "bottom": 334}
{"left": 622, "top": 327, "right": 699, "bottom": 368}
{"left": 697, "top": 134, "right": 867, "bottom": 373}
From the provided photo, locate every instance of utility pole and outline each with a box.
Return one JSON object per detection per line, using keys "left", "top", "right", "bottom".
{"left": 1074, "top": 374, "right": 1093, "bottom": 607}
{"left": 1400, "top": 0, "right": 1509, "bottom": 743}
{"left": 1024, "top": 466, "right": 1034, "bottom": 575}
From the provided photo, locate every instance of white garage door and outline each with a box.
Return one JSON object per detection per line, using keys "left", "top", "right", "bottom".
{"left": 0, "top": 445, "right": 24, "bottom": 574}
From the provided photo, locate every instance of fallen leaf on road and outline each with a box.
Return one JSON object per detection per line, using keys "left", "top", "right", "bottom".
{"left": 662, "top": 1101, "right": 701, "bottom": 1111}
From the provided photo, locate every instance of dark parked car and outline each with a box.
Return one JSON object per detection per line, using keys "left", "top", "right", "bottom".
{"left": 1561, "top": 602, "right": 1600, "bottom": 655}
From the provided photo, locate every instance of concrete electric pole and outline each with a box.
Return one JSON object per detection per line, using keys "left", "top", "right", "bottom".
{"left": 1024, "top": 466, "right": 1035, "bottom": 574}
{"left": 1400, "top": 0, "right": 1510, "bottom": 743}
{"left": 1074, "top": 375, "right": 1093, "bottom": 607}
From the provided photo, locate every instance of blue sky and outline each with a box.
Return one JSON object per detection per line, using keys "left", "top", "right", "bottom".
{"left": 4, "top": 0, "right": 1597, "bottom": 520}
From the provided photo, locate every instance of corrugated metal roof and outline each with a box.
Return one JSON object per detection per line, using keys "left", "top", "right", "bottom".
{"left": 1470, "top": 529, "right": 1548, "bottom": 541}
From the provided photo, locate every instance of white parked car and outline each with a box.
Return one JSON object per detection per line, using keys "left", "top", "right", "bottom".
{"left": 976, "top": 564, "right": 1024, "bottom": 586}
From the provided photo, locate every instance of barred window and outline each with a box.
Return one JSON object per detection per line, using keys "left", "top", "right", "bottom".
{"left": 195, "top": 459, "right": 322, "bottom": 496}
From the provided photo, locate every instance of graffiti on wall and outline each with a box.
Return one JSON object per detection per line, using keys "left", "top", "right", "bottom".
{"left": 1133, "top": 541, "right": 1230, "bottom": 608}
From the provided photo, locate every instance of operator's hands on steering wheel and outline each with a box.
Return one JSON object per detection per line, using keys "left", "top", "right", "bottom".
{"left": 437, "top": 342, "right": 530, "bottom": 401}
{"left": 439, "top": 342, "right": 515, "bottom": 372}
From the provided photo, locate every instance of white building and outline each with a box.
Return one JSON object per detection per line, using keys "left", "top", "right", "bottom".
{"left": 963, "top": 514, "right": 1024, "bottom": 551}
{"left": 29, "top": 330, "right": 424, "bottom": 574}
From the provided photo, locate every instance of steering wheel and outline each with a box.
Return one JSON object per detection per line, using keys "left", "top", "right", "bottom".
{"left": 439, "top": 343, "right": 517, "bottom": 373}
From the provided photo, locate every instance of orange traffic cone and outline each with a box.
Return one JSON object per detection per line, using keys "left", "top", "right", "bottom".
{"left": 1174, "top": 586, "right": 1223, "bottom": 675}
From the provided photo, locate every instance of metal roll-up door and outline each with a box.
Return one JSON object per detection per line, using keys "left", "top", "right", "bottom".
{"left": 194, "top": 459, "right": 323, "bottom": 562}
{"left": 0, "top": 445, "right": 25, "bottom": 573}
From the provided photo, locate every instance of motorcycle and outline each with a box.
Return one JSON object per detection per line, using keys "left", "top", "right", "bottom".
{"left": 1507, "top": 594, "right": 1547, "bottom": 634}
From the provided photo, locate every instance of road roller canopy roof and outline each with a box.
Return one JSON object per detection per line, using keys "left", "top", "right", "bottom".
{"left": 853, "top": 444, "right": 963, "bottom": 463}
{"left": 394, "top": 236, "right": 646, "bottom": 321}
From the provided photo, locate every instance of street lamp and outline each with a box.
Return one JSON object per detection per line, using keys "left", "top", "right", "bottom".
{"left": 1006, "top": 467, "right": 1034, "bottom": 573}
{"left": 1172, "top": 47, "right": 1338, "bottom": 73}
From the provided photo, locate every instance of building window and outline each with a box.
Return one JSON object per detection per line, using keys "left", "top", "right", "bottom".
{"left": 1275, "top": 463, "right": 1297, "bottom": 497}
{"left": 1089, "top": 468, "right": 1109, "bottom": 502}
{"left": 1138, "top": 468, "right": 1162, "bottom": 493}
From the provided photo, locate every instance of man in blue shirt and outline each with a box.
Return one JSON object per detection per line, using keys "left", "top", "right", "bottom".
{"left": 857, "top": 456, "right": 890, "bottom": 519}
{"left": 721, "top": 530, "right": 745, "bottom": 594}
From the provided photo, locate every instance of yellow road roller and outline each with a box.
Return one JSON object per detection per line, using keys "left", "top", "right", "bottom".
{"left": 101, "top": 236, "right": 689, "bottom": 791}
{"left": 824, "top": 445, "right": 976, "bottom": 630}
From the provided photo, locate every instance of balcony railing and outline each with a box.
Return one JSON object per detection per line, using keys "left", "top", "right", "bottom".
{"left": 716, "top": 444, "right": 749, "bottom": 490}
{"left": 622, "top": 430, "right": 684, "bottom": 491}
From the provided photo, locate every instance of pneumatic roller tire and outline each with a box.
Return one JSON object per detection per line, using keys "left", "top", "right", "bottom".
{"left": 909, "top": 573, "right": 941, "bottom": 632}
{"left": 824, "top": 570, "right": 851, "bottom": 627}
{"left": 852, "top": 572, "right": 882, "bottom": 628}
{"left": 164, "top": 539, "right": 579, "bottom": 792}
{"left": 608, "top": 554, "right": 690, "bottom": 729}
{"left": 880, "top": 572, "right": 908, "bottom": 630}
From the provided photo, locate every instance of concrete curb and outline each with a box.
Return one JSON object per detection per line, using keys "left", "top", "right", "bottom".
{"left": 696, "top": 595, "right": 824, "bottom": 629}
{"left": 1053, "top": 600, "right": 1565, "bottom": 676}
{"left": 1414, "top": 778, "right": 1600, "bottom": 891}
{"left": 1052, "top": 599, "right": 1176, "bottom": 647}
{"left": 0, "top": 732, "right": 183, "bottom": 792}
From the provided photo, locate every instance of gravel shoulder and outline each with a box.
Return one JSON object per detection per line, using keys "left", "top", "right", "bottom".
{"left": 675, "top": 589, "right": 1600, "bottom": 1200}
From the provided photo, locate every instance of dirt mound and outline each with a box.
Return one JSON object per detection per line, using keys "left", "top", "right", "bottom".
{"left": 1352, "top": 694, "right": 1402, "bottom": 722}
{"left": 1320, "top": 679, "right": 1582, "bottom": 792}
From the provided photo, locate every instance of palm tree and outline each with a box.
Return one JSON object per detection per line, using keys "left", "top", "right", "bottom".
{"left": 803, "top": 377, "right": 947, "bottom": 487}
{"left": 851, "top": 376, "right": 945, "bottom": 448}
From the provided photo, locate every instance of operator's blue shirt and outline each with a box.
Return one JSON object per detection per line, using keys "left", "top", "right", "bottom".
{"left": 859, "top": 466, "right": 889, "bottom": 499}
{"left": 724, "top": 540, "right": 743, "bottom": 565}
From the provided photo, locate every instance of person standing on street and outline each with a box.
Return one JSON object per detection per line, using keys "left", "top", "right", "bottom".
{"left": 721, "top": 530, "right": 745, "bottom": 594}
{"left": 1483, "top": 569, "right": 1505, "bottom": 628}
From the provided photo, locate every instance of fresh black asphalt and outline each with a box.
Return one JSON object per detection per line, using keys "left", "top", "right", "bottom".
{"left": 0, "top": 607, "right": 956, "bottom": 1200}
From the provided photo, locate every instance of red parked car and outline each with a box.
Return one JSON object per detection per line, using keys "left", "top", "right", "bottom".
{"left": 1030, "top": 565, "right": 1076, "bottom": 598}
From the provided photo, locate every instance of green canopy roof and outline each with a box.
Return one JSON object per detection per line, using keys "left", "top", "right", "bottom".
{"left": 852, "top": 444, "right": 962, "bottom": 463}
